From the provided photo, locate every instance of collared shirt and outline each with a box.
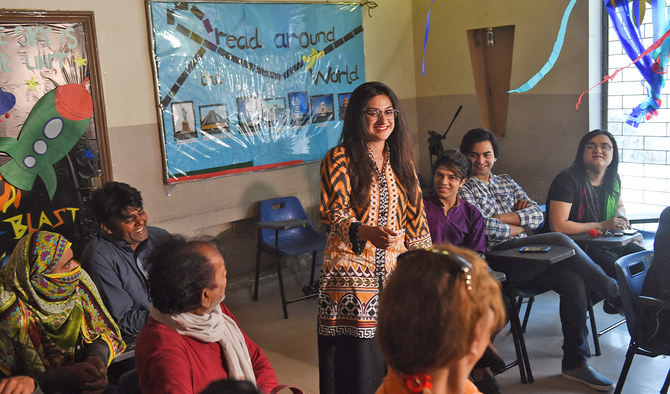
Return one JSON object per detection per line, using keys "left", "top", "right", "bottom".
{"left": 423, "top": 193, "right": 486, "bottom": 254}
{"left": 458, "top": 174, "right": 544, "bottom": 249}
{"left": 82, "top": 226, "right": 170, "bottom": 340}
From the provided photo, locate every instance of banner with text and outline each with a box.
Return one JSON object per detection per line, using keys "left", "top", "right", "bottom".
{"left": 148, "top": 2, "right": 365, "bottom": 183}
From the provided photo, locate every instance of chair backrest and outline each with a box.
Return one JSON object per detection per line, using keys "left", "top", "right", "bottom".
{"left": 259, "top": 196, "right": 309, "bottom": 243}
{"left": 615, "top": 250, "right": 654, "bottom": 333}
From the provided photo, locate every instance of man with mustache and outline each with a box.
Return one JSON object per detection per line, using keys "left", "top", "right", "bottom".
{"left": 83, "top": 181, "right": 169, "bottom": 340}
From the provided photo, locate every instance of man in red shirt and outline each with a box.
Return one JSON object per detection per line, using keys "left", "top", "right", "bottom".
{"left": 134, "top": 235, "right": 278, "bottom": 393}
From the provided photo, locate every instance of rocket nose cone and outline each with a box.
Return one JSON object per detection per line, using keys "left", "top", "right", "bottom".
{"left": 55, "top": 83, "right": 93, "bottom": 121}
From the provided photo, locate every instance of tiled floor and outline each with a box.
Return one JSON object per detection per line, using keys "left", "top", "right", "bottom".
{"left": 227, "top": 277, "right": 670, "bottom": 394}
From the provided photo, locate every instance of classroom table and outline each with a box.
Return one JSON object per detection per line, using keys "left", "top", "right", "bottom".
{"left": 486, "top": 245, "right": 575, "bottom": 284}
{"left": 570, "top": 231, "right": 643, "bottom": 248}
{"left": 484, "top": 245, "right": 577, "bottom": 384}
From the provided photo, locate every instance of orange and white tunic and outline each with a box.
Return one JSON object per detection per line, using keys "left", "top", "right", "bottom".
{"left": 318, "top": 146, "right": 431, "bottom": 338}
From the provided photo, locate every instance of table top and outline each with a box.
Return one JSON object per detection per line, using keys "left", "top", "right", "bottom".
{"left": 570, "top": 231, "right": 643, "bottom": 248}
{"left": 485, "top": 245, "right": 575, "bottom": 283}
{"left": 486, "top": 245, "right": 575, "bottom": 265}
{"left": 257, "top": 219, "right": 308, "bottom": 230}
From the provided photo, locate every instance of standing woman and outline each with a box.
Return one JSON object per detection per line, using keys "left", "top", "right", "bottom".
{"left": 546, "top": 129, "right": 644, "bottom": 279}
{"left": 318, "top": 81, "right": 431, "bottom": 394}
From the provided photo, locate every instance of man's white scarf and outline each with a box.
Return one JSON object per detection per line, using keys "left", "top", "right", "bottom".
{"left": 150, "top": 305, "right": 256, "bottom": 384}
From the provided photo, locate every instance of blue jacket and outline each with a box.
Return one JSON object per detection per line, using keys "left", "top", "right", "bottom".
{"left": 82, "top": 226, "right": 170, "bottom": 340}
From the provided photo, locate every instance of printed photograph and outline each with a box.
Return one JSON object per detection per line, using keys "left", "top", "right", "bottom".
{"left": 236, "top": 96, "right": 262, "bottom": 134}
{"left": 262, "top": 97, "right": 288, "bottom": 128}
{"left": 199, "top": 104, "right": 230, "bottom": 137}
{"left": 338, "top": 93, "right": 351, "bottom": 121}
{"left": 288, "top": 91, "right": 309, "bottom": 126}
{"left": 311, "top": 94, "right": 334, "bottom": 123}
{"left": 171, "top": 101, "right": 198, "bottom": 141}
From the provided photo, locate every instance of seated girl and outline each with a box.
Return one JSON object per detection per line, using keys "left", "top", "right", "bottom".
{"left": 0, "top": 231, "right": 125, "bottom": 393}
{"left": 423, "top": 150, "right": 486, "bottom": 254}
{"left": 546, "top": 129, "right": 644, "bottom": 279}
{"left": 376, "top": 245, "right": 505, "bottom": 394}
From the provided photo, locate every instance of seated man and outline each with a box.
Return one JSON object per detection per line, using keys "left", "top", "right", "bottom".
{"left": 423, "top": 149, "right": 486, "bottom": 254}
{"left": 458, "top": 128, "right": 620, "bottom": 392}
{"left": 82, "top": 181, "right": 169, "bottom": 340}
{"left": 135, "top": 235, "right": 278, "bottom": 394}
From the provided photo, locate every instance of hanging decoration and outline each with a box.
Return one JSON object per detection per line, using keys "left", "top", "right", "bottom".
{"left": 600, "top": 0, "right": 670, "bottom": 126}
{"left": 508, "top": 0, "right": 578, "bottom": 93}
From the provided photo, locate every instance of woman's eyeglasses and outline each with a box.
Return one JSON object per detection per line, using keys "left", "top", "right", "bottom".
{"left": 585, "top": 142, "right": 613, "bottom": 151}
{"left": 364, "top": 108, "right": 399, "bottom": 120}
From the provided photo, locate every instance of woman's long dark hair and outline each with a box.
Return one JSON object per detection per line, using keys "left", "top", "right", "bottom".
{"left": 339, "top": 81, "right": 418, "bottom": 206}
{"left": 571, "top": 129, "right": 620, "bottom": 195}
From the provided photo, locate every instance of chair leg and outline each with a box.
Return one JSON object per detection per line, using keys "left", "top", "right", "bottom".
{"left": 661, "top": 368, "right": 670, "bottom": 394}
{"left": 521, "top": 296, "right": 534, "bottom": 333}
{"left": 614, "top": 343, "right": 637, "bottom": 394}
{"left": 254, "top": 229, "right": 262, "bottom": 301}
{"left": 507, "top": 293, "right": 534, "bottom": 384}
{"left": 275, "top": 252, "right": 289, "bottom": 319}
{"left": 586, "top": 295, "right": 601, "bottom": 356}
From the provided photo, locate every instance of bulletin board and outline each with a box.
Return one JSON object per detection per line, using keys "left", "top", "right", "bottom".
{"left": 146, "top": 1, "right": 365, "bottom": 183}
{"left": 0, "top": 10, "right": 111, "bottom": 258}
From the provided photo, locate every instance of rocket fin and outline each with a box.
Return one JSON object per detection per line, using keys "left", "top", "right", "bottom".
{"left": 0, "top": 137, "right": 17, "bottom": 156}
{"left": 0, "top": 160, "right": 37, "bottom": 192}
{"left": 39, "top": 165, "right": 58, "bottom": 200}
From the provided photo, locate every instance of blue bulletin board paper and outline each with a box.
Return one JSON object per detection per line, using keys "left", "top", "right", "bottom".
{"left": 147, "top": 2, "right": 365, "bottom": 183}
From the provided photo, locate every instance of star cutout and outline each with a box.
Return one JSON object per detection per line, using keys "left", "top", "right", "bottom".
{"left": 74, "top": 55, "right": 87, "bottom": 67}
{"left": 25, "top": 77, "right": 39, "bottom": 91}
{"left": 82, "top": 149, "right": 95, "bottom": 159}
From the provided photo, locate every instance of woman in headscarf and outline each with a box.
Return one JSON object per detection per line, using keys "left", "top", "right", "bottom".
{"left": 0, "top": 231, "right": 125, "bottom": 393}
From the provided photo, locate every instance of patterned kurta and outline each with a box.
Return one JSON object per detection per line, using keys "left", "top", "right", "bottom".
{"left": 318, "top": 146, "right": 431, "bottom": 338}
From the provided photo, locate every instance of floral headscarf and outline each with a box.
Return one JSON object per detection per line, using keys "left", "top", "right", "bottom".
{"left": 0, "top": 231, "right": 125, "bottom": 377}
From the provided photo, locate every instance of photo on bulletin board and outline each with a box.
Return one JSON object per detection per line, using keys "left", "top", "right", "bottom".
{"left": 0, "top": 10, "right": 111, "bottom": 258}
{"left": 236, "top": 96, "right": 262, "bottom": 134}
{"left": 199, "top": 103, "right": 230, "bottom": 137}
{"left": 288, "top": 91, "right": 309, "bottom": 127}
{"left": 338, "top": 92, "right": 352, "bottom": 120}
{"left": 311, "top": 94, "right": 334, "bottom": 124}
{"left": 146, "top": 1, "right": 365, "bottom": 183}
{"left": 171, "top": 101, "right": 198, "bottom": 141}
{"left": 262, "top": 98, "right": 287, "bottom": 129}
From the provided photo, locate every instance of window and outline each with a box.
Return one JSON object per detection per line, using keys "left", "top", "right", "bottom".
{"left": 605, "top": 4, "right": 670, "bottom": 215}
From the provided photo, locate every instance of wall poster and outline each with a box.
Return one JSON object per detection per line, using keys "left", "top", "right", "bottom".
{"left": 146, "top": 1, "right": 365, "bottom": 183}
{"left": 0, "top": 10, "right": 111, "bottom": 258}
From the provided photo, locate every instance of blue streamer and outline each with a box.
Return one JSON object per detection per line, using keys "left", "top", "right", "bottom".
{"left": 606, "top": 0, "right": 668, "bottom": 126}
{"left": 421, "top": 0, "right": 435, "bottom": 76}
{"left": 508, "top": 0, "right": 578, "bottom": 93}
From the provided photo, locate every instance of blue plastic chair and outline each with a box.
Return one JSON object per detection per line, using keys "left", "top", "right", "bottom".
{"left": 254, "top": 196, "right": 326, "bottom": 318}
{"left": 614, "top": 250, "right": 670, "bottom": 393}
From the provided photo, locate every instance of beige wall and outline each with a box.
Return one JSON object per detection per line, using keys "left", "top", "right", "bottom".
{"left": 411, "top": 0, "right": 592, "bottom": 201}
{"left": 5, "top": 0, "right": 418, "bottom": 239}
{"left": 5, "top": 1, "right": 595, "bottom": 276}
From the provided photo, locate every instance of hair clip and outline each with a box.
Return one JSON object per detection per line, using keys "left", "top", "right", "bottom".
{"left": 425, "top": 247, "right": 473, "bottom": 292}
{"left": 402, "top": 372, "right": 433, "bottom": 392}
